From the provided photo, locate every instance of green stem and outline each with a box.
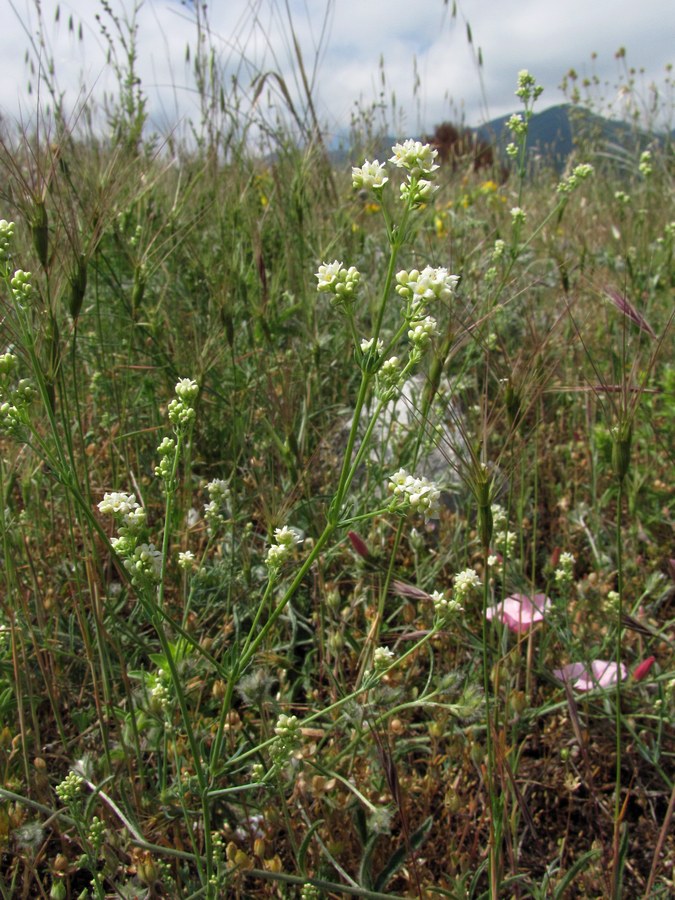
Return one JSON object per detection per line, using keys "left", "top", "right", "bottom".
{"left": 481, "top": 546, "right": 500, "bottom": 897}
{"left": 612, "top": 474, "right": 625, "bottom": 900}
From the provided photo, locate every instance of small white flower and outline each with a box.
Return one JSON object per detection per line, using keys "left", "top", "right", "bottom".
{"left": 352, "top": 159, "right": 388, "bottom": 190}
{"left": 315, "top": 260, "right": 360, "bottom": 302}
{"left": 360, "top": 336, "right": 384, "bottom": 355}
{"left": 408, "top": 315, "right": 438, "bottom": 351}
{"left": 452, "top": 568, "right": 481, "bottom": 602}
{"left": 389, "top": 140, "right": 439, "bottom": 177}
{"left": 274, "top": 525, "right": 301, "bottom": 548}
{"left": 373, "top": 646, "right": 395, "bottom": 670}
{"left": 178, "top": 550, "right": 195, "bottom": 570}
{"left": 98, "top": 491, "right": 140, "bottom": 519}
{"left": 175, "top": 378, "right": 199, "bottom": 402}
{"left": 388, "top": 468, "right": 441, "bottom": 518}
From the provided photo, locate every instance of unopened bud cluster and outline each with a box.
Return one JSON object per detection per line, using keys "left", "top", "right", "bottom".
{"left": 557, "top": 164, "right": 594, "bottom": 195}
{"left": 55, "top": 772, "right": 84, "bottom": 804}
{"left": 10, "top": 270, "right": 33, "bottom": 306}
{"left": 270, "top": 713, "right": 301, "bottom": 770}
{"left": 168, "top": 378, "right": 198, "bottom": 429}
{"left": 507, "top": 114, "right": 527, "bottom": 138}
{"left": 431, "top": 589, "right": 464, "bottom": 619}
{"left": 154, "top": 437, "right": 176, "bottom": 483}
{"left": 638, "top": 150, "right": 652, "bottom": 177}
{"left": 0, "top": 352, "right": 34, "bottom": 435}
{"left": 204, "top": 478, "right": 230, "bottom": 534}
{"left": 515, "top": 69, "right": 544, "bottom": 103}
{"left": 0, "top": 219, "right": 15, "bottom": 271}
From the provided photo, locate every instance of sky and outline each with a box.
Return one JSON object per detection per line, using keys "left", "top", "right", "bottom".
{"left": 1, "top": 0, "right": 673, "bottom": 143}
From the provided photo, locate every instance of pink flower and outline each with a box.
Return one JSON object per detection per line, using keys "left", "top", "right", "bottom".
{"left": 632, "top": 655, "right": 656, "bottom": 682}
{"left": 486, "top": 593, "right": 551, "bottom": 633}
{"left": 553, "top": 659, "right": 627, "bottom": 692}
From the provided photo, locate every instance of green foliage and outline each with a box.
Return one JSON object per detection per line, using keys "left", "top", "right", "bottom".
{"left": 0, "top": 15, "right": 673, "bottom": 898}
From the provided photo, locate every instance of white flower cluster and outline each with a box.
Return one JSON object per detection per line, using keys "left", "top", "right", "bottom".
{"left": 396, "top": 267, "right": 459, "bottom": 309}
{"left": 388, "top": 468, "right": 441, "bottom": 518}
{"left": 511, "top": 207, "right": 526, "bottom": 226}
{"left": 452, "top": 568, "right": 481, "bottom": 602}
{"left": 149, "top": 678, "right": 171, "bottom": 715}
{"left": 360, "top": 336, "right": 385, "bottom": 356}
{"left": 555, "top": 551, "right": 575, "bottom": 586}
{"left": 352, "top": 159, "right": 388, "bottom": 190}
{"left": 315, "top": 260, "right": 360, "bottom": 305}
{"left": 177, "top": 550, "right": 195, "bottom": 571}
{"left": 98, "top": 491, "right": 163, "bottom": 585}
{"left": 117, "top": 541, "right": 162, "bottom": 583}
{"left": 492, "top": 239, "right": 506, "bottom": 262}
{"left": 98, "top": 491, "right": 146, "bottom": 528}
{"left": 352, "top": 140, "right": 441, "bottom": 208}
{"left": 265, "top": 525, "right": 301, "bottom": 571}
{"left": 389, "top": 139, "right": 439, "bottom": 206}
{"left": 389, "top": 140, "right": 439, "bottom": 177}
{"left": 372, "top": 645, "right": 395, "bottom": 670}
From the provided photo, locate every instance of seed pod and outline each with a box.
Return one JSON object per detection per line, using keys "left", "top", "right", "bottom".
{"left": 131, "top": 265, "right": 145, "bottom": 312}
{"left": 611, "top": 422, "right": 632, "bottom": 483}
{"left": 69, "top": 254, "right": 87, "bottom": 320}
{"left": 31, "top": 200, "right": 49, "bottom": 269}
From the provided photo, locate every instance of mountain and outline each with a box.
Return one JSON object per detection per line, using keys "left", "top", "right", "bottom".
{"left": 474, "top": 103, "right": 665, "bottom": 172}
{"left": 330, "top": 104, "right": 668, "bottom": 173}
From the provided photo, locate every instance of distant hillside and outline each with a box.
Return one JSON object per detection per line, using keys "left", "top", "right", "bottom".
{"left": 336, "top": 104, "right": 667, "bottom": 173}
{"left": 475, "top": 103, "right": 664, "bottom": 172}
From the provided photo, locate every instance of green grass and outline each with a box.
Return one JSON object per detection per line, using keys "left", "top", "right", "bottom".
{"left": 0, "top": 14, "right": 673, "bottom": 899}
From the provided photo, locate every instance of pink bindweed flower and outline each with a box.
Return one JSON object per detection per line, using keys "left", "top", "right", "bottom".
{"left": 486, "top": 593, "right": 551, "bottom": 633}
{"left": 632, "top": 655, "right": 656, "bottom": 682}
{"left": 553, "top": 659, "right": 627, "bottom": 692}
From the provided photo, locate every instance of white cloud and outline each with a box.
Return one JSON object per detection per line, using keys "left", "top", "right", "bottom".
{"left": 1, "top": 0, "right": 672, "bottom": 140}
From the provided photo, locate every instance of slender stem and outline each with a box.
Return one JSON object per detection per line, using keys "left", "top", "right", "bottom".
{"left": 612, "top": 474, "right": 624, "bottom": 900}
{"left": 481, "top": 545, "right": 500, "bottom": 898}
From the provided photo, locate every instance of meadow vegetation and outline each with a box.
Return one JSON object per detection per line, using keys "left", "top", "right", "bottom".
{"left": 0, "top": 4, "right": 673, "bottom": 898}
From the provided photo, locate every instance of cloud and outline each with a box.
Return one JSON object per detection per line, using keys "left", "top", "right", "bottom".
{"left": 1, "top": 0, "right": 672, "bottom": 140}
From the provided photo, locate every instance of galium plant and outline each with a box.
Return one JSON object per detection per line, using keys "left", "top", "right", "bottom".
{"left": 0, "top": 41, "right": 673, "bottom": 899}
